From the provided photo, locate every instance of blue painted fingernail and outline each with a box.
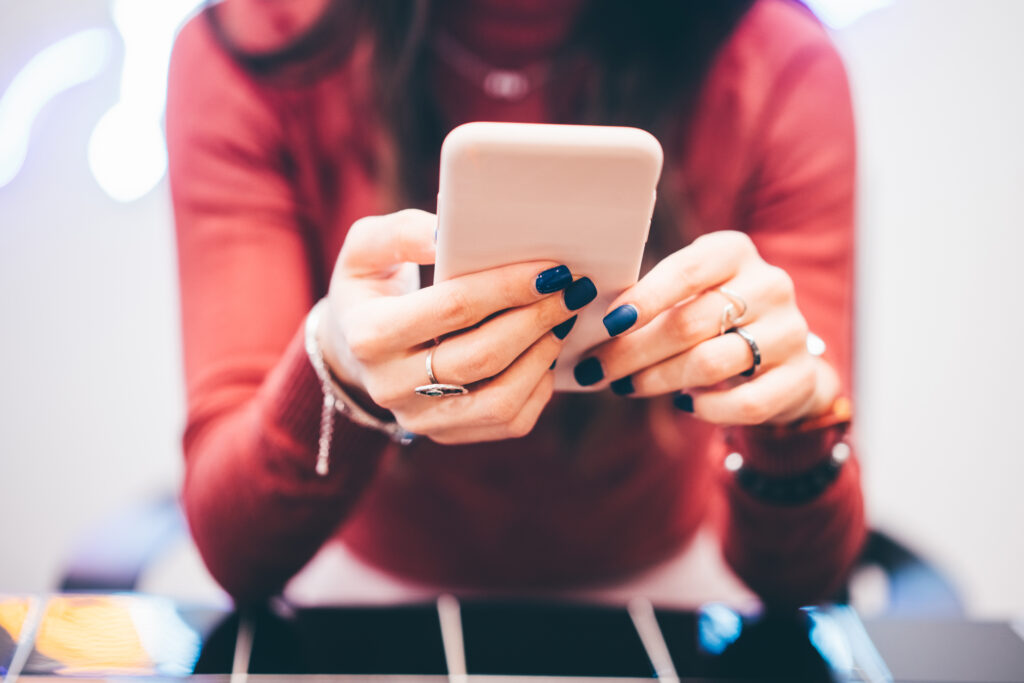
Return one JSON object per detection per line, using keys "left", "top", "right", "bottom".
{"left": 606, "top": 374, "right": 630, "bottom": 395}
{"left": 563, "top": 277, "right": 597, "bottom": 311}
{"left": 536, "top": 265, "right": 572, "bottom": 294}
{"left": 610, "top": 375, "right": 634, "bottom": 395}
{"left": 552, "top": 315, "right": 577, "bottom": 340}
{"left": 549, "top": 359, "right": 557, "bottom": 370}
{"left": 673, "top": 393, "right": 694, "bottom": 412}
{"left": 603, "top": 304, "right": 638, "bottom": 336}
{"left": 573, "top": 357, "right": 604, "bottom": 386}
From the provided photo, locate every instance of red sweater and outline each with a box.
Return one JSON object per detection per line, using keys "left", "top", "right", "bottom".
{"left": 166, "top": 0, "right": 864, "bottom": 605}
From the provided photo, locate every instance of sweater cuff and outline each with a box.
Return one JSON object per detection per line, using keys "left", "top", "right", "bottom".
{"left": 260, "top": 322, "right": 390, "bottom": 457}
{"left": 723, "top": 398, "right": 852, "bottom": 477}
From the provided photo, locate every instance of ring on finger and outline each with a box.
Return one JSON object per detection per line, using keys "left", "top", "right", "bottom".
{"left": 726, "top": 325, "right": 761, "bottom": 377}
{"left": 716, "top": 287, "right": 749, "bottom": 335}
{"left": 414, "top": 341, "right": 469, "bottom": 397}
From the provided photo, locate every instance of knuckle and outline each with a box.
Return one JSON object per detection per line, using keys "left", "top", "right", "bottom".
{"left": 344, "top": 322, "right": 381, "bottom": 362}
{"left": 497, "top": 272, "right": 525, "bottom": 306}
{"left": 398, "top": 413, "right": 429, "bottom": 435}
{"left": 458, "top": 345, "right": 497, "bottom": 382}
{"left": 724, "top": 230, "right": 756, "bottom": 254}
{"left": 393, "top": 207, "right": 427, "bottom": 222}
{"left": 734, "top": 392, "right": 771, "bottom": 425}
{"left": 347, "top": 214, "right": 377, "bottom": 238}
{"left": 506, "top": 415, "right": 535, "bottom": 439}
{"left": 796, "top": 362, "right": 818, "bottom": 399}
{"left": 791, "top": 312, "right": 810, "bottom": 342}
{"left": 765, "top": 265, "right": 796, "bottom": 301}
{"left": 368, "top": 378, "right": 405, "bottom": 411}
{"left": 531, "top": 300, "right": 556, "bottom": 329}
{"left": 435, "top": 286, "right": 475, "bottom": 330}
{"left": 484, "top": 393, "right": 522, "bottom": 425}
{"left": 690, "top": 346, "right": 727, "bottom": 382}
{"left": 672, "top": 252, "right": 703, "bottom": 286}
{"left": 666, "top": 306, "right": 701, "bottom": 341}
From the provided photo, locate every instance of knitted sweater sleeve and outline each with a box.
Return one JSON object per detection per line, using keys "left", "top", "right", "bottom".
{"left": 687, "top": 1, "right": 866, "bottom": 606}
{"left": 166, "top": 15, "right": 390, "bottom": 603}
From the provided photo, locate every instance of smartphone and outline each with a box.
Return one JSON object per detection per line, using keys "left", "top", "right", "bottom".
{"left": 434, "top": 122, "right": 663, "bottom": 390}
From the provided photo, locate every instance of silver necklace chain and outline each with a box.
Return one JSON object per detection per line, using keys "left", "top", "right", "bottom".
{"left": 432, "top": 29, "right": 553, "bottom": 102}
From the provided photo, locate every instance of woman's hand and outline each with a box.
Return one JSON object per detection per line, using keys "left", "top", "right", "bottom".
{"left": 318, "top": 209, "right": 596, "bottom": 444}
{"left": 573, "top": 230, "right": 839, "bottom": 425}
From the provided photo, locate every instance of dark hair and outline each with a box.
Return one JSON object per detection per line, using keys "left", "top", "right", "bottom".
{"left": 365, "top": 1, "right": 755, "bottom": 218}
{"left": 361, "top": 1, "right": 758, "bottom": 447}
{"left": 207, "top": 0, "right": 759, "bottom": 446}
{"left": 208, "top": 0, "right": 757, "bottom": 241}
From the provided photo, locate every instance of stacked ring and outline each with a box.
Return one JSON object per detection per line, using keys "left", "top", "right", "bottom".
{"left": 716, "top": 287, "right": 749, "bottom": 335}
{"left": 727, "top": 326, "right": 761, "bottom": 377}
{"left": 414, "top": 343, "right": 469, "bottom": 397}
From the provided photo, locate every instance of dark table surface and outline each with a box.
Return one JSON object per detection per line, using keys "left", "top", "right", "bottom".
{"left": 2, "top": 593, "right": 1023, "bottom": 682}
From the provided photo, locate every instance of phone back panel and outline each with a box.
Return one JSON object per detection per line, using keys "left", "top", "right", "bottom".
{"left": 435, "top": 122, "right": 663, "bottom": 390}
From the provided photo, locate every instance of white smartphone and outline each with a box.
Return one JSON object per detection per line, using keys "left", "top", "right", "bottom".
{"left": 434, "top": 122, "right": 663, "bottom": 391}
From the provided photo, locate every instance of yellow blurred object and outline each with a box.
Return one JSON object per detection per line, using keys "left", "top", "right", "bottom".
{"left": 0, "top": 596, "right": 31, "bottom": 641}
{"left": 34, "top": 595, "right": 154, "bottom": 675}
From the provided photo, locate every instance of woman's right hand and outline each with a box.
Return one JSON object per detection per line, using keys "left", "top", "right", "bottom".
{"left": 318, "top": 209, "right": 596, "bottom": 444}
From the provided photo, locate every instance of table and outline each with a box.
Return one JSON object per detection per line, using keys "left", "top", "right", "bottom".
{"left": 2, "top": 593, "right": 1023, "bottom": 682}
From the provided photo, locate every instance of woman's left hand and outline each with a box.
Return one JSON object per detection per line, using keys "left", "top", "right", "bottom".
{"left": 573, "top": 230, "right": 840, "bottom": 425}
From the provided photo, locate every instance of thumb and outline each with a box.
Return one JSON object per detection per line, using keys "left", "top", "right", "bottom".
{"left": 339, "top": 209, "right": 437, "bottom": 277}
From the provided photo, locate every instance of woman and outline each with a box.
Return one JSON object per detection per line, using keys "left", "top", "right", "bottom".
{"left": 166, "top": 0, "right": 863, "bottom": 607}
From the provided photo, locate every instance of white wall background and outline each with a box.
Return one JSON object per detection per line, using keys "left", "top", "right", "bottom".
{"left": 837, "top": 0, "right": 1024, "bottom": 618}
{"left": 1, "top": 0, "right": 1022, "bottom": 617}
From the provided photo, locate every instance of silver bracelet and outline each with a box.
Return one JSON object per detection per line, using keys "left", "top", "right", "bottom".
{"left": 304, "top": 299, "right": 414, "bottom": 476}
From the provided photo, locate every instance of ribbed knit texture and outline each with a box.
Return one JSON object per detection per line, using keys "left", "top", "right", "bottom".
{"left": 167, "top": 0, "right": 865, "bottom": 606}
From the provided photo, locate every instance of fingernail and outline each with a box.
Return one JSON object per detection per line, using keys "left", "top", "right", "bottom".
{"left": 603, "top": 304, "right": 638, "bottom": 336}
{"left": 673, "top": 393, "right": 694, "bottom": 413}
{"left": 563, "top": 277, "right": 597, "bottom": 311}
{"left": 549, "top": 359, "right": 557, "bottom": 370}
{"left": 536, "top": 265, "right": 572, "bottom": 294}
{"left": 552, "top": 315, "right": 577, "bottom": 340}
{"left": 610, "top": 375, "right": 634, "bottom": 395}
{"left": 573, "top": 357, "right": 604, "bottom": 386}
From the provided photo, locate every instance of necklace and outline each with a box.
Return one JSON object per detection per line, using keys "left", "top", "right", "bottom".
{"left": 432, "top": 29, "right": 553, "bottom": 102}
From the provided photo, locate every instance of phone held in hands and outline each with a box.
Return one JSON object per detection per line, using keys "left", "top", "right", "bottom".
{"left": 434, "top": 122, "right": 664, "bottom": 390}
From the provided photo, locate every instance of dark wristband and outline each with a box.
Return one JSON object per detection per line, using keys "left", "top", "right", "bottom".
{"left": 724, "top": 440, "right": 851, "bottom": 506}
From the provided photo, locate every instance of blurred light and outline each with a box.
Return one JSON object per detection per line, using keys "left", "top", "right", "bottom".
{"left": 804, "top": 609, "right": 855, "bottom": 673}
{"left": 129, "top": 596, "right": 202, "bottom": 676}
{"left": 804, "top": 605, "right": 893, "bottom": 682}
{"left": 0, "top": 29, "right": 113, "bottom": 189}
{"left": 724, "top": 452, "right": 744, "bottom": 472}
{"left": 88, "top": 103, "right": 168, "bottom": 202}
{"left": 807, "top": 331, "right": 826, "bottom": 356}
{"left": 88, "top": 0, "right": 202, "bottom": 202}
{"left": 697, "top": 603, "right": 743, "bottom": 655}
{"left": 803, "top": 0, "right": 894, "bottom": 29}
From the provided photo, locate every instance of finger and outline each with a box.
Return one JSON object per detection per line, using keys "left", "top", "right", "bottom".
{"left": 406, "top": 331, "right": 561, "bottom": 436}
{"left": 579, "top": 275, "right": 772, "bottom": 388}
{"left": 618, "top": 313, "right": 806, "bottom": 397}
{"left": 349, "top": 269, "right": 590, "bottom": 358}
{"left": 423, "top": 283, "right": 587, "bottom": 386}
{"left": 338, "top": 209, "right": 438, "bottom": 276}
{"left": 599, "top": 231, "right": 757, "bottom": 337}
{"left": 361, "top": 285, "right": 579, "bottom": 408}
{"left": 430, "top": 370, "right": 555, "bottom": 445}
{"left": 770, "top": 358, "right": 839, "bottom": 424}
{"left": 685, "top": 360, "right": 818, "bottom": 426}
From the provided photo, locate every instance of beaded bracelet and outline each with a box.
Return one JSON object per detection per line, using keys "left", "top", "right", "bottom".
{"left": 724, "top": 440, "right": 851, "bottom": 506}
